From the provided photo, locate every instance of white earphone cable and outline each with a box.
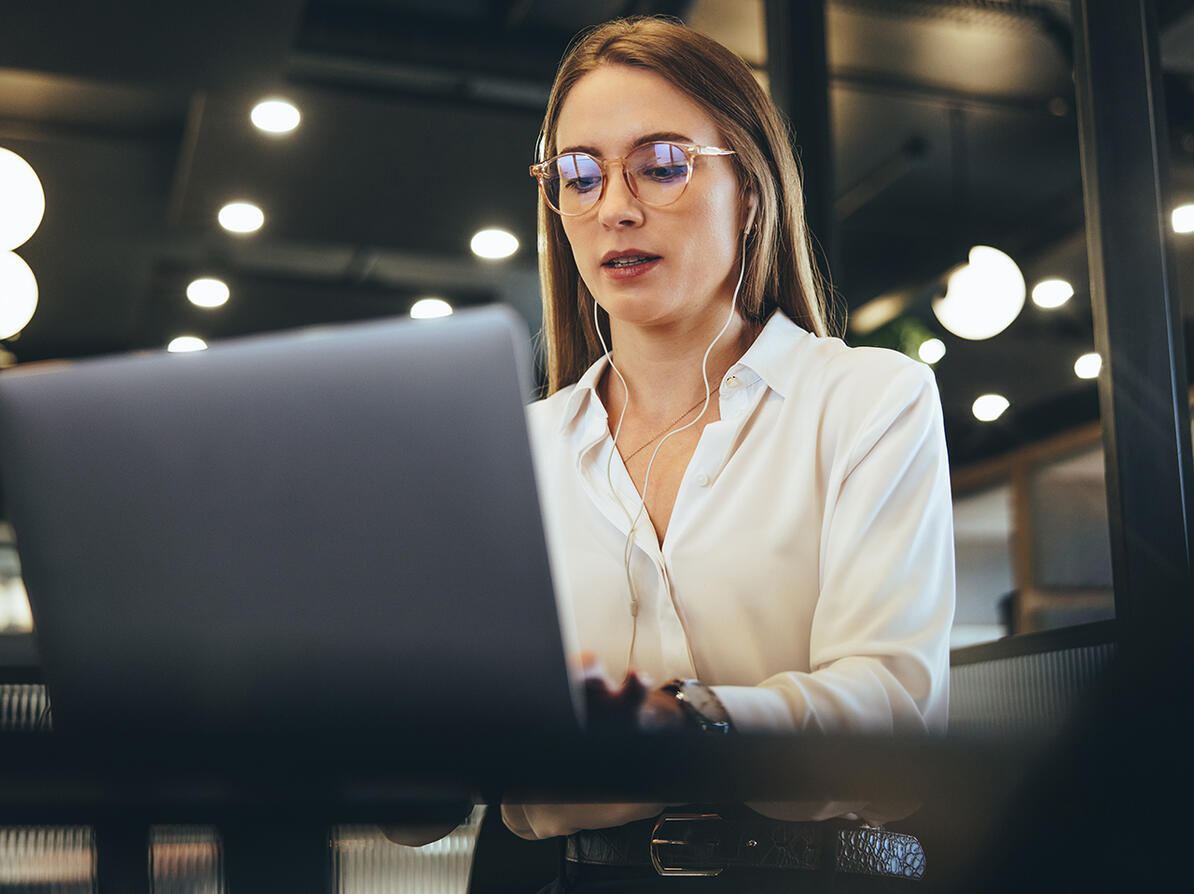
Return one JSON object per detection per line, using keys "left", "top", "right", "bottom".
{"left": 594, "top": 228, "right": 751, "bottom": 678}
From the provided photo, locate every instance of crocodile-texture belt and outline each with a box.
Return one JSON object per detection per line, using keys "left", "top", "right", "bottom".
{"left": 565, "top": 811, "right": 926, "bottom": 880}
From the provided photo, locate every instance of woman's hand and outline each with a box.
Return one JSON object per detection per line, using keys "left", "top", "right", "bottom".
{"left": 579, "top": 652, "right": 685, "bottom": 733}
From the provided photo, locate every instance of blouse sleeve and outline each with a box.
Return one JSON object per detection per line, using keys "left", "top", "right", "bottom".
{"left": 709, "top": 360, "right": 956, "bottom": 737}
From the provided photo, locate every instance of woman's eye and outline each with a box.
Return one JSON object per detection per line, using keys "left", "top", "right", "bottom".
{"left": 563, "top": 176, "right": 602, "bottom": 193}
{"left": 638, "top": 164, "right": 688, "bottom": 182}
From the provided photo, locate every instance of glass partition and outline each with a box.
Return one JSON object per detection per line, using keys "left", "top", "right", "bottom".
{"left": 952, "top": 484, "right": 1014, "bottom": 647}
{"left": 1025, "top": 445, "right": 1115, "bottom": 631}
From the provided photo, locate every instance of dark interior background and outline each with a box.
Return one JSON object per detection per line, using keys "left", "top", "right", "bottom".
{"left": 2, "top": 0, "right": 1193, "bottom": 468}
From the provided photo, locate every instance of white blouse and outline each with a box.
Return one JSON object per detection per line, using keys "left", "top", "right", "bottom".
{"left": 503, "top": 310, "right": 956, "bottom": 839}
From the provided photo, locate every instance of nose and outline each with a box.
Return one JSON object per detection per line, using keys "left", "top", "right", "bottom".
{"left": 596, "top": 161, "right": 644, "bottom": 229}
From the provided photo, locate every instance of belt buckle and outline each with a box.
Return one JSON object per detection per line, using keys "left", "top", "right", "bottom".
{"left": 649, "top": 812, "right": 725, "bottom": 877}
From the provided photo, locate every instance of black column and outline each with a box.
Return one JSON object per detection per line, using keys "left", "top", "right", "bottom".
{"left": 93, "top": 821, "right": 150, "bottom": 894}
{"left": 221, "top": 819, "right": 331, "bottom": 894}
{"left": 1071, "top": 0, "right": 1194, "bottom": 652}
{"left": 764, "top": 0, "right": 836, "bottom": 282}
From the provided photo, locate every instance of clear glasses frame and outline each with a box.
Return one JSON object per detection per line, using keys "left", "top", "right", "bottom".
{"left": 529, "top": 141, "right": 736, "bottom": 216}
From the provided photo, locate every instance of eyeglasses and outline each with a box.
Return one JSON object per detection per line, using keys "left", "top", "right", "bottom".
{"left": 529, "top": 141, "right": 736, "bottom": 217}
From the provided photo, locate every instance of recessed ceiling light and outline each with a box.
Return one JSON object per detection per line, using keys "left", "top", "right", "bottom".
{"left": 972, "top": 393, "right": 1010, "bottom": 422}
{"left": 918, "top": 337, "right": 946, "bottom": 364}
{"left": 1031, "top": 278, "right": 1074, "bottom": 309}
{"left": 218, "top": 202, "right": 264, "bottom": 234}
{"left": 167, "top": 335, "right": 207, "bottom": 353}
{"left": 1172, "top": 204, "right": 1194, "bottom": 234}
{"left": 471, "top": 228, "right": 519, "bottom": 259}
{"left": 186, "top": 277, "right": 230, "bottom": 308}
{"left": 1074, "top": 352, "right": 1102, "bottom": 379}
{"left": 0, "top": 147, "right": 45, "bottom": 252}
{"left": 0, "top": 250, "right": 38, "bottom": 339}
{"left": 410, "top": 297, "right": 454, "bottom": 319}
{"left": 251, "top": 98, "right": 301, "bottom": 134}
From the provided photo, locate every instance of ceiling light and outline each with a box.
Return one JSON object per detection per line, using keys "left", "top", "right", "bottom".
{"left": 917, "top": 337, "right": 946, "bottom": 364}
{"left": 1074, "top": 352, "right": 1102, "bottom": 379}
{"left": 218, "top": 202, "right": 264, "bottom": 234}
{"left": 167, "top": 335, "right": 207, "bottom": 353}
{"left": 1172, "top": 204, "right": 1194, "bottom": 234}
{"left": 470, "top": 228, "right": 519, "bottom": 259}
{"left": 0, "top": 147, "right": 45, "bottom": 251}
{"left": 1031, "top": 278, "right": 1074, "bottom": 309}
{"left": 251, "top": 99, "right": 301, "bottom": 134}
{"left": 931, "top": 246, "right": 1025, "bottom": 340}
{"left": 0, "top": 251, "right": 38, "bottom": 339}
{"left": 186, "top": 277, "right": 230, "bottom": 308}
{"left": 972, "top": 393, "right": 1010, "bottom": 422}
{"left": 849, "top": 293, "right": 906, "bottom": 336}
{"left": 410, "top": 297, "right": 453, "bottom": 319}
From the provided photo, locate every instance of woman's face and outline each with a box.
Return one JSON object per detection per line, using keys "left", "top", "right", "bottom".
{"left": 554, "top": 64, "right": 750, "bottom": 336}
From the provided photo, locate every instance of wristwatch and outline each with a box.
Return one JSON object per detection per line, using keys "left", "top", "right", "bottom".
{"left": 663, "top": 679, "right": 733, "bottom": 734}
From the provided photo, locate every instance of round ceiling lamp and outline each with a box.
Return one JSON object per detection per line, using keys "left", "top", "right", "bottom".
{"left": 251, "top": 98, "right": 301, "bottom": 135}
{"left": 187, "top": 277, "right": 230, "bottom": 308}
{"left": 1031, "top": 278, "right": 1074, "bottom": 309}
{"left": 0, "top": 251, "right": 39, "bottom": 339}
{"left": 218, "top": 201, "right": 264, "bottom": 234}
{"left": 1172, "top": 203, "right": 1194, "bottom": 234}
{"left": 0, "top": 147, "right": 46, "bottom": 251}
{"left": 972, "top": 393, "right": 1010, "bottom": 422}
{"left": 1074, "top": 352, "right": 1102, "bottom": 380}
{"left": 410, "top": 297, "right": 454, "bottom": 319}
{"left": 932, "top": 246, "right": 1025, "bottom": 340}
{"left": 167, "top": 335, "right": 208, "bottom": 353}
{"left": 470, "top": 228, "right": 519, "bottom": 260}
{"left": 918, "top": 337, "right": 946, "bottom": 364}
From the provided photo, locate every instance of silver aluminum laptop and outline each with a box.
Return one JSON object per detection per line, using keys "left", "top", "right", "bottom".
{"left": 0, "top": 306, "right": 580, "bottom": 750}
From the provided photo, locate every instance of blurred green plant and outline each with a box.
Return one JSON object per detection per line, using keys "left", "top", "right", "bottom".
{"left": 848, "top": 315, "right": 938, "bottom": 363}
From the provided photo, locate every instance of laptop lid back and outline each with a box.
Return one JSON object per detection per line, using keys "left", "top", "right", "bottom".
{"left": 0, "top": 306, "right": 580, "bottom": 750}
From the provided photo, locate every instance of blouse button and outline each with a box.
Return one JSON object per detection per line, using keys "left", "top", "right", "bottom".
{"left": 723, "top": 374, "right": 740, "bottom": 389}
{"left": 695, "top": 473, "right": 711, "bottom": 487}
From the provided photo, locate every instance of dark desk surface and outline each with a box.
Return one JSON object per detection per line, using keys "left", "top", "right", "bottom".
{"left": 4, "top": 648, "right": 1189, "bottom": 894}
{"left": 0, "top": 730, "right": 1043, "bottom": 824}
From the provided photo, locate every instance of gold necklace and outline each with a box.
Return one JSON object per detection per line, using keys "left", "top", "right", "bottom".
{"left": 620, "top": 387, "right": 719, "bottom": 464}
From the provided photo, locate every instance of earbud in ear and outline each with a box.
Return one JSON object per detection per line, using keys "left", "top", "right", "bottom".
{"left": 742, "top": 193, "right": 759, "bottom": 234}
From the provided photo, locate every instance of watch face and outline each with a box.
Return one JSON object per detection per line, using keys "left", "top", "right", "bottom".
{"left": 675, "top": 681, "right": 731, "bottom": 730}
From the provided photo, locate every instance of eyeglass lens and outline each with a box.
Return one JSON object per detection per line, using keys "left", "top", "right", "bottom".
{"left": 545, "top": 143, "right": 691, "bottom": 215}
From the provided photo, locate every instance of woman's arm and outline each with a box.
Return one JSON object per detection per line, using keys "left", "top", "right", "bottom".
{"left": 711, "top": 361, "right": 955, "bottom": 736}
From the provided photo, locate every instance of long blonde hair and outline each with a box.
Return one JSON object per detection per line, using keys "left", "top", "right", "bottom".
{"left": 534, "top": 16, "right": 838, "bottom": 395}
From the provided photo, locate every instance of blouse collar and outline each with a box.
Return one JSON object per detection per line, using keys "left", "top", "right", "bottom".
{"left": 555, "top": 309, "right": 812, "bottom": 434}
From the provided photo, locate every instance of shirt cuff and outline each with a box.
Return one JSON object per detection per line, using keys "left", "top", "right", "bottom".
{"left": 711, "top": 684, "right": 799, "bottom": 733}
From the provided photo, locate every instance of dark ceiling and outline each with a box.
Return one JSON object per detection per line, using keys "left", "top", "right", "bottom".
{"left": 1, "top": 0, "right": 1193, "bottom": 468}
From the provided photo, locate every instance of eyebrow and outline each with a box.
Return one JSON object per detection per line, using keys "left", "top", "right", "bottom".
{"left": 556, "top": 131, "right": 695, "bottom": 156}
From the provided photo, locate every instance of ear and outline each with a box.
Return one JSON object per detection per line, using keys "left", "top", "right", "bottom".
{"left": 742, "top": 192, "right": 759, "bottom": 234}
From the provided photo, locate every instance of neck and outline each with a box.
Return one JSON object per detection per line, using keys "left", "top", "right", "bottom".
{"left": 601, "top": 309, "right": 756, "bottom": 424}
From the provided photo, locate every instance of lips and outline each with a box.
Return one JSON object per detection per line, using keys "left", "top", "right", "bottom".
{"left": 599, "top": 250, "right": 662, "bottom": 280}
{"left": 600, "top": 249, "right": 661, "bottom": 268}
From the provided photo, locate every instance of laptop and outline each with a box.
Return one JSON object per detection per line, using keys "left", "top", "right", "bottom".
{"left": 0, "top": 306, "right": 582, "bottom": 754}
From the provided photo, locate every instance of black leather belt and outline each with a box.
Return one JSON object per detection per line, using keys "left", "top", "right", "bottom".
{"left": 565, "top": 812, "right": 925, "bottom": 880}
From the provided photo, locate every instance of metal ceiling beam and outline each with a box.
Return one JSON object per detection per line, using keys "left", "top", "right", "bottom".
{"left": 0, "top": 117, "right": 179, "bottom": 145}
{"left": 295, "top": 5, "right": 569, "bottom": 84}
{"left": 1072, "top": 0, "right": 1194, "bottom": 653}
{"left": 829, "top": 66, "right": 1070, "bottom": 115}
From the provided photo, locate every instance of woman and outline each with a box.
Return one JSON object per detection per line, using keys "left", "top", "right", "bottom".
{"left": 506, "top": 15, "right": 954, "bottom": 892}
